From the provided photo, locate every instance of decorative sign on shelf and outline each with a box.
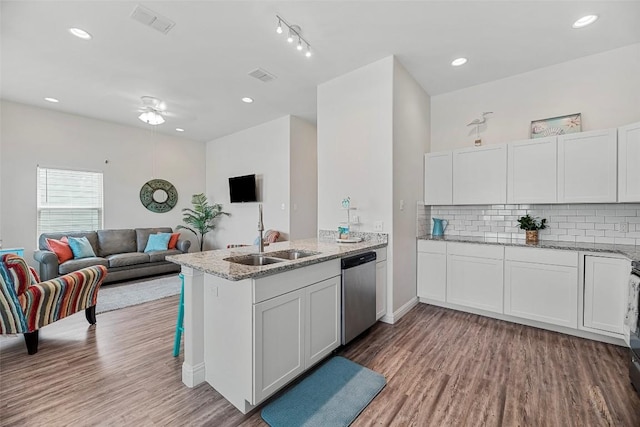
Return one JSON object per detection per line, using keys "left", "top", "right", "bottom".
{"left": 530, "top": 113, "right": 581, "bottom": 139}
{"left": 140, "top": 179, "right": 178, "bottom": 213}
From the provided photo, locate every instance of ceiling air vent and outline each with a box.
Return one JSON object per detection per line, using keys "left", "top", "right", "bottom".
{"left": 131, "top": 4, "right": 175, "bottom": 35}
{"left": 248, "top": 68, "right": 277, "bottom": 83}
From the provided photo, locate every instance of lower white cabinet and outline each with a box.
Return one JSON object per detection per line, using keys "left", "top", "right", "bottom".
{"left": 504, "top": 248, "right": 578, "bottom": 328}
{"left": 583, "top": 255, "right": 630, "bottom": 335}
{"left": 253, "top": 288, "right": 305, "bottom": 403}
{"left": 417, "top": 240, "right": 447, "bottom": 302}
{"left": 446, "top": 243, "right": 504, "bottom": 314}
{"left": 306, "top": 276, "right": 341, "bottom": 367}
{"left": 375, "top": 248, "right": 388, "bottom": 320}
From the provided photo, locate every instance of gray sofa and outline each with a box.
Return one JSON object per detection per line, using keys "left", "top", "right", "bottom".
{"left": 34, "top": 227, "right": 191, "bottom": 283}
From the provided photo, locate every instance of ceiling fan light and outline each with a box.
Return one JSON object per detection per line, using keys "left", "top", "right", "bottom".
{"left": 138, "top": 111, "right": 165, "bottom": 125}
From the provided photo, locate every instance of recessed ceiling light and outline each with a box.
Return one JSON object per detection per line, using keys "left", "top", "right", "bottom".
{"left": 68, "top": 27, "right": 92, "bottom": 40}
{"left": 572, "top": 15, "right": 598, "bottom": 29}
{"left": 451, "top": 57, "right": 468, "bottom": 67}
{"left": 44, "top": 97, "right": 59, "bottom": 103}
{"left": 175, "top": 128, "right": 185, "bottom": 132}
{"left": 242, "top": 97, "right": 254, "bottom": 103}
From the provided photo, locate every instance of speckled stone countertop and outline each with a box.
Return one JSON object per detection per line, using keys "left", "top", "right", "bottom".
{"left": 167, "top": 236, "right": 388, "bottom": 281}
{"left": 417, "top": 234, "right": 640, "bottom": 263}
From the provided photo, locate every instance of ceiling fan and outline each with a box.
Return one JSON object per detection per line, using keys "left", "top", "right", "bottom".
{"left": 138, "top": 96, "right": 167, "bottom": 125}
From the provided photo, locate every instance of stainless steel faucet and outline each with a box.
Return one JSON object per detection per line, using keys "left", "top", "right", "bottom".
{"left": 257, "top": 203, "right": 264, "bottom": 253}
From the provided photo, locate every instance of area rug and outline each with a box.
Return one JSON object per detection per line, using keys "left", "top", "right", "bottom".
{"left": 96, "top": 273, "right": 181, "bottom": 314}
{"left": 261, "top": 356, "right": 386, "bottom": 427}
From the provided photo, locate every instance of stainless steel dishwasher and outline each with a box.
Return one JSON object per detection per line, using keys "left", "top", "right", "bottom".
{"left": 341, "top": 251, "right": 377, "bottom": 345}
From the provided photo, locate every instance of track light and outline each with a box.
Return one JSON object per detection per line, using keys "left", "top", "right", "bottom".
{"left": 275, "top": 15, "right": 312, "bottom": 59}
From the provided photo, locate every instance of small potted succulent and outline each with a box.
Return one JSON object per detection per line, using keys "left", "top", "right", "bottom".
{"left": 517, "top": 214, "right": 547, "bottom": 244}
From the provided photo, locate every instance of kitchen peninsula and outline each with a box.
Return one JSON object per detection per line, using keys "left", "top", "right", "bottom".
{"left": 166, "top": 235, "right": 387, "bottom": 414}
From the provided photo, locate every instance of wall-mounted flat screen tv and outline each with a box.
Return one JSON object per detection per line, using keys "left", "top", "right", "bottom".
{"left": 229, "top": 174, "right": 257, "bottom": 203}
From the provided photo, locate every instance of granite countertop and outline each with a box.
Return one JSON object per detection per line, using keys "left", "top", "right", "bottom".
{"left": 166, "top": 237, "right": 387, "bottom": 281}
{"left": 417, "top": 234, "right": 640, "bottom": 263}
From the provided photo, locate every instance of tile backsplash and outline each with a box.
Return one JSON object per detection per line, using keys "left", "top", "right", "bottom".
{"left": 420, "top": 203, "right": 640, "bottom": 245}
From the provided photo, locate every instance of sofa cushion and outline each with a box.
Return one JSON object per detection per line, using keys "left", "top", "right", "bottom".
{"left": 135, "top": 227, "right": 173, "bottom": 252}
{"left": 46, "top": 237, "right": 73, "bottom": 263}
{"left": 68, "top": 236, "right": 97, "bottom": 259}
{"left": 59, "top": 257, "right": 108, "bottom": 275}
{"left": 106, "top": 252, "right": 150, "bottom": 268}
{"left": 97, "top": 229, "right": 136, "bottom": 257}
{"left": 147, "top": 249, "right": 182, "bottom": 263}
{"left": 39, "top": 231, "right": 98, "bottom": 253}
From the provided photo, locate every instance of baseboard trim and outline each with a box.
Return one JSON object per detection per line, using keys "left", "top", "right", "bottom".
{"left": 182, "top": 362, "right": 206, "bottom": 387}
{"left": 379, "top": 297, "right": 419, "bottom": 324}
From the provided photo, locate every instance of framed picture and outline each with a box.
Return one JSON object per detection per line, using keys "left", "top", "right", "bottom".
{"left": 530, "top": 113, "right": 581, "bottom": 138}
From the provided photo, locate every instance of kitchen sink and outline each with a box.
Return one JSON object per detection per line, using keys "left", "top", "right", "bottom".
{"left": 267, "top": 249, "right": 320, "bottom": 260}
{"left": 224, "top": 254, "right": 284, "bottom": 266}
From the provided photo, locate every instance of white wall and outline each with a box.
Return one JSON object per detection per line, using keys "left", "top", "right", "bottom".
{"left": 431, "top": 43, "right": 640, "bottom": 151}
{"left": 206, "top": 116, "right": 291, "bottom": 249}
{"left": 289, "top": 116, "right": 318, "bottom": 240}
{"left": 317, "top": 56, "right": 394, "bottom": 233}
{"left": 0, "top": 100, "right": 206, "bottom": 265}
{"left": 392, "top": 59, "right": 431, "bottom": 312}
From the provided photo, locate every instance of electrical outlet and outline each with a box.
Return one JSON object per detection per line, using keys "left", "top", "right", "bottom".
{"left": 352, "top": 215, "right": 359, "bottom": 224}
{"left": 374, "top": 221, "right": 384, "bottom": 232}
{"left": 618, "top": 222, "right": 629, "bottom": 233}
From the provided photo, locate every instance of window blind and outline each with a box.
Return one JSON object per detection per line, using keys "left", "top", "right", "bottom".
{"left": 37, "top": 167, "right": 104, "bottom": 236}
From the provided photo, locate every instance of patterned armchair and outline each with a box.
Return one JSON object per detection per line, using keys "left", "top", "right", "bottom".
{"left": 0, "top": 254, "right": 107, "bottom": 354}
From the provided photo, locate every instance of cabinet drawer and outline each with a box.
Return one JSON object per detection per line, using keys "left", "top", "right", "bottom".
{"left": 447, "top": 242, "right": 503, "bottom": 260}
{"left": 505, "top": 246, "right": 578, "bottom": 267}
{"left": 417, "top": 239, "right": 446, "bottom": 254}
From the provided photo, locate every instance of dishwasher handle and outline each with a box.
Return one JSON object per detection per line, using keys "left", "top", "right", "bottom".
{"left": 341, "top": 251, "right": 377, "bottom": 269}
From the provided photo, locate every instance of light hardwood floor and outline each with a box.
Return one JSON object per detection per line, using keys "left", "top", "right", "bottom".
{"left": 1, "top": 296, "right": 639, "bottom": 426}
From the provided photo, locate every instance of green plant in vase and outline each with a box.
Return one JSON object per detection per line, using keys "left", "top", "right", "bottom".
{"left": 517, "top": 214, "right": 547, "bottom": 244}
{"left": 178, "top": 193, "right": 230, "bottom": 251}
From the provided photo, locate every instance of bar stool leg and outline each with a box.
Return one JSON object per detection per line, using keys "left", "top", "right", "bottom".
{"left": 173, "top": 274, "right": 185, "bottom": 357}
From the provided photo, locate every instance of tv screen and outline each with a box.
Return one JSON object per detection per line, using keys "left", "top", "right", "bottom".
{"left": 229, "top": 174, "right": 257, "bottom": 203}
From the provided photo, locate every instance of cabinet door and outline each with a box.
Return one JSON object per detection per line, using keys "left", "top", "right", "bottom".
{"left": 453, "top": 144, "right": 507, "bottom": 205}
{"left": 618, "top": 121, "right": 640, "bottom": 202}
{"left": 507, "top": 136, "right": 557, "bottom": 204}
{"left": 253, "top": 288, "right": 305, "bottom": 403}
{"left": 375, "top": 261, "right": 387, "bottom": 320}
{"left": 417, "top": 251, "right": 446, "bottom": 302}
{"left": 584, "top": 256, "right": 630, "bottom": 334}
{"left": 447, "top": 254, "right": 504, "bottom": 313}
{"left": 424, "top": 152, "right": 453, "bottom": 205}
{"left": 558, "top": 129, "right": 617, "bottom": 203}
{"left": 306, "top": 277, "right": 341, "bottom": 368}
{"left": 505, "top": 261, "right": 578, "bottom": 328}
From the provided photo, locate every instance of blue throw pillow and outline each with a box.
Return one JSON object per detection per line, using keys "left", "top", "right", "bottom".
{"left": 144, "top": 233, "right": 171, "bottom": 253}
{"left": 67, "top": 236, "right": 96, "bottom": 259}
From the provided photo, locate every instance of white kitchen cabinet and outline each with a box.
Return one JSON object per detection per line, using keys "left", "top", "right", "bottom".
{"left": 618, "top": 121, "right": 640, "bottom": 202}
{"left": 507, "top": 136, "right": 557, "bottom": 204}
{"left": 417, "top": 240, "right": 447, "bottom": 302}
{"left": 557, "top": 129, "right": 617, "bottom": 203}
{"left": 306, "top": 276, "right": 341, "bottom": 367}
{"left": 583, "top": 255, "right": 630, "bottom": 335}
{"left": 253, "top": 288, "right": 305, "bottom": 403}
{"left": 453, "top": 144, "right": 507, "bottom": 205}
{"left": 424, "top": 152, "right": 453, "bottom": 205}
{"left": 504, "top": 247, "right": 578, "bottom": 328}
{"left": 375, "top": 261, "right": 387, "bottom": 320}
{"left": 446, "top": 243, "right": 504, "bottom": 313}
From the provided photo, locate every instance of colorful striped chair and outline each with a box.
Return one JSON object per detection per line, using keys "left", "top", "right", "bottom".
{"left": 0, "top": 253, "right": 107, "bottom": 355}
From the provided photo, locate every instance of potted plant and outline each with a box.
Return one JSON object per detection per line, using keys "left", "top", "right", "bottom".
{"left": 517, "top": 214, "right": 547, "bottom": 244}
{"left": 178, "top": 193, "right": 230, "bottom": 251}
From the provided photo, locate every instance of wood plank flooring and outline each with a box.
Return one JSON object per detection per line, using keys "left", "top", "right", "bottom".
{"left": 1, "top": 297, "right": 639, "bottom": 426}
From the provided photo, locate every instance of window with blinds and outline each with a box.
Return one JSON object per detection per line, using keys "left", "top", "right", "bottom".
{"left": 37, "top": 167, "right": 104, "bottom": 236}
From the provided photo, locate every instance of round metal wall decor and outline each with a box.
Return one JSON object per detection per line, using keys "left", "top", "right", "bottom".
{"left": 140, "top": 179, "right": 178, "bottom": 213}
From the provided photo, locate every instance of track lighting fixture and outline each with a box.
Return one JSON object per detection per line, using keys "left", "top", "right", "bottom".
{"left": 275, "top": 15, "right": 312, "bottom": 58}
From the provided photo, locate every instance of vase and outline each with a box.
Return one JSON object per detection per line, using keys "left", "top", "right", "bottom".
{"left": 525, "top": 230, "right": 539, "bottom": 244}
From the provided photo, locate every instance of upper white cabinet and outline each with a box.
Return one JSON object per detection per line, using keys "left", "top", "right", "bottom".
{"left": 452, "top": 145, "right": 507, "bottom": 205}
{"left": 557, "top": 129, "right": 617, "bottom": 203}
{"left": 424, "top": 152, "right": 453, "bottom": 205}
{"left": 618, "top": 121, "right": 640, "bottom": 202}
{"left": 507, "top": 136, "right": 557, "bottom": 204}
{"left": 583, "top": 255, "right": 630, "bottom": 335}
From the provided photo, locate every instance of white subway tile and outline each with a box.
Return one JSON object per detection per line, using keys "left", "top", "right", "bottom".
{"left": 558, "top": 223, "right": 577, "bottom": 229}
{"left": 594, "top": 237, "right": 615, "bottom": 244}
{"left": 576, "top": 223, "right": 595, "bottom": 230}
{"left": 568, "top": 229, "right": 586, "bottom": 236}
{"left": 575, "top": 236, "right": 595, "bottom": 243}
{"left": 585, "top": 230, "right": 605, "bottom": 237}
{"left": 614, "top": 237, "right": 636, "bottom": 245}
{"left": 557, "top": 235, "right": 576, "bottom": 242}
